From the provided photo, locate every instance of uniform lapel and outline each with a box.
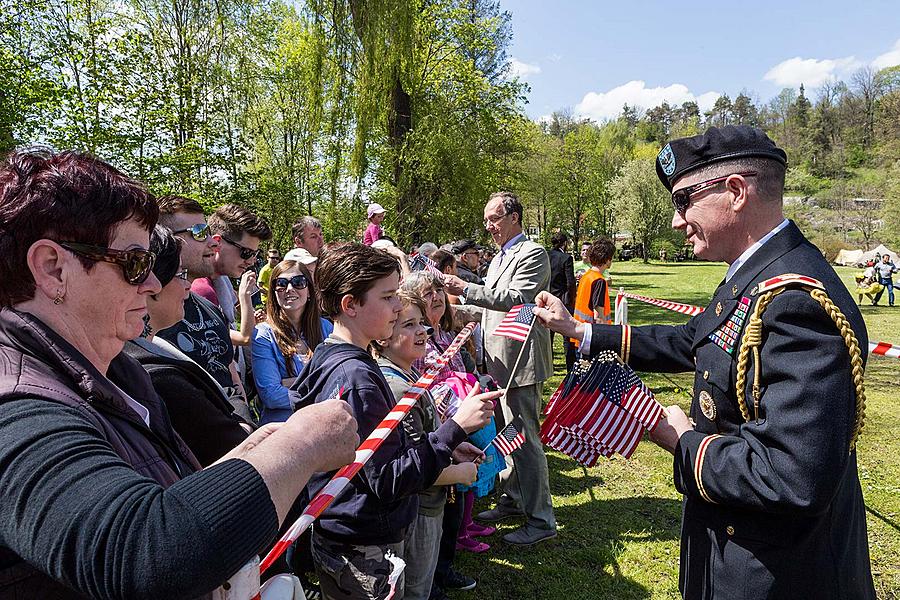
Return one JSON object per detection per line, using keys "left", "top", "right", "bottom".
{"left": 692, "top": 221, "right": 805, "bottom": 347}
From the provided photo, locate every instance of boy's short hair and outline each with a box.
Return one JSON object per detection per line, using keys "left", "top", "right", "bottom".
{"left": 208, "top": 203, "right": 272, "bottom": 241}
{"left": 370, "top": 289, "right": 429, "bottom": 357}
{"left": 588, "top": 238, "right": 616, "bottom": 267}
{"left": 156, "top": 194, "right": 204, "bottom": 227}
{"left": 317, "top": 243, "right": 401, "bottom": 318}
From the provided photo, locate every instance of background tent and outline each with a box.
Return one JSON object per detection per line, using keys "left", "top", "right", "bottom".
{"left": 857, "top": 244, "right": 899, "bottom": 266}
{"left": 835, "top": 249, "right": 864, "bottom": 266}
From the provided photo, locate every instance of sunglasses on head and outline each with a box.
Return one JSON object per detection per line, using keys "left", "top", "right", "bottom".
{"left": 671, "top": 171, "right": 757, "bottom": 215}
{"left": 174, "top": 223, "right": 211, "bottom": 242}
{"left": 274, "top": 274, "right": 309, "bottom": 291}
{"left": 59, "top": 241, "right": 156, "bottom": 285}
{"left": 221, "top": 236, "right": 260, "bottom": 261}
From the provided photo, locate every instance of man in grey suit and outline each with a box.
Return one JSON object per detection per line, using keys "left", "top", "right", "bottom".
{"left": 444, "top": 191, "right": 557, "bottom": 546}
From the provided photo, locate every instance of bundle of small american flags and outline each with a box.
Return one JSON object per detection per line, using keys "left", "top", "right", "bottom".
{"left": 540, "top": 351, "right": 664, "bottom": 466}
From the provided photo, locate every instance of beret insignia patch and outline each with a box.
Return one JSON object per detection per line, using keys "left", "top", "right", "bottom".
{"left": 658, "top": 143, "right": 676, "bottom": 176}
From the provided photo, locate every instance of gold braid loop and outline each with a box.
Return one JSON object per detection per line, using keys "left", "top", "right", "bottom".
{"left": 735, "top": 285, "right": 866, "bottom": 454}
{"left": 809, "top": 289, "right": 867, "bottom": 452}
{"left": 735, "top": 288, "right": 784, "bottom": 423}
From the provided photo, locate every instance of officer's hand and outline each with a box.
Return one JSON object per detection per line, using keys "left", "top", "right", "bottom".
{"left": 648, "top": 405, "right": 694, "bottom": 454}
{"left": 533, "top": 291, "right": 583, "bottom": 339}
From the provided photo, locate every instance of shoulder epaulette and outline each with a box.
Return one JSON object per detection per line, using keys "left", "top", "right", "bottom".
{"left": 754, "top": 273, "right": 824, "bottom": 295}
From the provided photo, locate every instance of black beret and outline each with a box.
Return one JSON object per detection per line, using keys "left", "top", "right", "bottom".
{"left": 655, "top": 125, "right": 787, "bottom": 191}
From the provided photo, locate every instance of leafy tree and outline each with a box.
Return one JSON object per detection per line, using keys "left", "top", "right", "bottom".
{"left": 610, "top": 158, "right": 671, "bottom": 263}
{"left": 731, "top": 92, "right": 759, "bottom": 126}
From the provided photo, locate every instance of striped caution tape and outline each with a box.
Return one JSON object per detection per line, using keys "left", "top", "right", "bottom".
{"left": 258, "top": 322, "right": 478, "bottom": 575}
{"left": 619, "top": 291, "right": 705, "bottom": 316}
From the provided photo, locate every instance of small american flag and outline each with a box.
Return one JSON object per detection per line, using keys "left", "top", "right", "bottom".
{"left": 603, "top": 365, "right": 663, "bottom": 429}
{"left": 410, "top": 254, "right": 444, "bottom": 280}
{"left": 491, "top": 421, "right": 526, "bottom": 456}
{"left": 493, "top": 303, "right": 536, "bottom": 342}
{"left": 539, "top": 355, "right": 663, "bottom": 464}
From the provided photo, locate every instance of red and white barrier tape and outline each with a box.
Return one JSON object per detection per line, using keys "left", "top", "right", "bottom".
{"left": 258, "top": 322, "right": 478, "bottom": 575}
{"left": 869, "top": 341, "right": 900, "bottom": 358}
{"left": 619, "top": 291, "right": 705, "bottom": 316}
{"left": 616, "top": 291, "right": 898, "bottom": 360}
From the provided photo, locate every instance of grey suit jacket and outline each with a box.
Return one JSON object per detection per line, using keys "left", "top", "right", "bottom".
{"left": 456, "top": 236, "right": 552, "bottom": 388}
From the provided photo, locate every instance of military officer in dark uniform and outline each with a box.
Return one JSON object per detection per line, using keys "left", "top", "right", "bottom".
{"left": 533, "top": 126, "right": 875, "bottom": 599}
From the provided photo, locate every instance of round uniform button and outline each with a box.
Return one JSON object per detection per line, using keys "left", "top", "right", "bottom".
{"left": 703, "top": 370, "right": 709, "bottom": 380}
{"left": 726, "top": 526, "right": 735, "bottom": 536}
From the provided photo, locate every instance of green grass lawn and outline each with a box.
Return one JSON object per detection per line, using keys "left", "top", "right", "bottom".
{"left": 455, "top": 260, "right": 900, "bottom": 600}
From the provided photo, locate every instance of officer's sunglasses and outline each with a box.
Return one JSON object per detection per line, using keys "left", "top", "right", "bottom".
{"left": 671, "top": 171, "right": 757, "bottom": 215}
{"left": 221, "top": 236, "right": 260, "bottom": 261}
{"left": 173, "top": 223, "right": 211, "bottom": 242}
{"left": 274, "top": 274, "right": 309, "bottom": 291}
{"left": 59, "top": 241, "right": 156, "bottom": 285}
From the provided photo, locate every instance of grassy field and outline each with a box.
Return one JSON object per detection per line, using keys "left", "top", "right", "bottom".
{"left": 455, "top": 260, "right": 900, "bottom": 600}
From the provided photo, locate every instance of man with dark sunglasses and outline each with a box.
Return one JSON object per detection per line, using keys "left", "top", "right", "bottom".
{"left": 198, "top": 203, "right": 271, "bottom": 343}
{"left": 155, "top": 196, "right": 246, "bottom": 404}
{"left": 532, "top": 126, "right": 874, "bottom": 599}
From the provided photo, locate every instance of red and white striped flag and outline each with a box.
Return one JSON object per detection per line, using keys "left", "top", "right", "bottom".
{"left": 492, "top": 303, "right": 536, "bottom": 342}
{"left": 540, "top": 354, "right": 663, "bottom": 465}
{"left": 491, "top": 421, "right": 525, "bottom": 456}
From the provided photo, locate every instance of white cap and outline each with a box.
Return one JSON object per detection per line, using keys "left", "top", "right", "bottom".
{"left": 284, "top": 247, "right": 317, "bottom": 265}
{"left": 367, "top": 203, "right": 387, "bottom": 219}
{"left": 371, "top": 238, "right": 395, "bottom": 250}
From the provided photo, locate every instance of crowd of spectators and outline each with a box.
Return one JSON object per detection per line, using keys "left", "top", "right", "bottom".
{"left": 0, "top": 148, "right": 557, "bottom": 600}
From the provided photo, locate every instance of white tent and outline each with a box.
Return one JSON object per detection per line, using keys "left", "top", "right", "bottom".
{"left": 857, "top": 244, "right": 899, "bottom": 265}
{"left": 835, "top": 249, "right": 864, "bottom": 266}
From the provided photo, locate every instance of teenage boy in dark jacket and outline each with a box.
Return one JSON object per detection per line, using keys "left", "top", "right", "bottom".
{"left": 293, "top": 243, "right": 499, "bottom": 600}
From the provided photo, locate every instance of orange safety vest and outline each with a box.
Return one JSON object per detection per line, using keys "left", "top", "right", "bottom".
{"left": 571, "top": 269, "right": 610, "bottom": 346}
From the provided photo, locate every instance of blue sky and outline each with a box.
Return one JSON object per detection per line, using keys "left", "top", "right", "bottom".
{"left": 502, "top": 0, "right": 900, "bottom": 121}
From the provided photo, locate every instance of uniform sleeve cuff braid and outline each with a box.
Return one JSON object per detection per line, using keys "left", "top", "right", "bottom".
{"left": 673, "top": 430, "right": 721, "bottom": 503}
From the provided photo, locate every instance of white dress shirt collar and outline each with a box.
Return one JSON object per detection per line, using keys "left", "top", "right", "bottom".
{"left": 725, "top": 218, "right": 790, "bottom": 282}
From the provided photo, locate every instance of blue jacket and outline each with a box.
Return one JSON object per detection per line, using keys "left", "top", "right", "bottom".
{"left": 251, "top": 319, "right": 333, "bottom": 425}
{"left": 292, "top": 337, "right": 466, "bottom": 544}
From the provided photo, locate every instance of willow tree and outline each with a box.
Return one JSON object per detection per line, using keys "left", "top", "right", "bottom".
{"left": 308, "top": 0, "right": 524, "bottom": 246}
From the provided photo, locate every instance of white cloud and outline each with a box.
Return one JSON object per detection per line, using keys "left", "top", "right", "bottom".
{"left": 509, "top": 58, "right": 541, "bottom": 79}
{"left": 873, "top": 39, "right": 900, "bottom": 70}
{"left": 764, "top": 56, "right": 861, "bottom": 88}
{"left": 574, "top": 80, "right": 720, "bottom": 122}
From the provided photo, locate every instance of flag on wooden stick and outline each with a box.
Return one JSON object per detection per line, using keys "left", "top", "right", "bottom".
{"left": 409, "top": 253, "right": 444, "bottom": 280}
{"left": 490, "top": 420, "right": 526, "bottom": 456}
{"left": 493, "top": 303, "right": 536, "bottom": 342}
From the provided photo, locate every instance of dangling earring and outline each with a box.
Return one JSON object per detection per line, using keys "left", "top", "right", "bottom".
{"left": 53, "top": 290, "right": 64, "bottom": 305}
{"left": 141, "top": 313, "right": 153, "bottom": 338}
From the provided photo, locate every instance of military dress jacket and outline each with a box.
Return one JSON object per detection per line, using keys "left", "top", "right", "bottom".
{"left": 587, "top": 222, "right": 875, "bottom": 600}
